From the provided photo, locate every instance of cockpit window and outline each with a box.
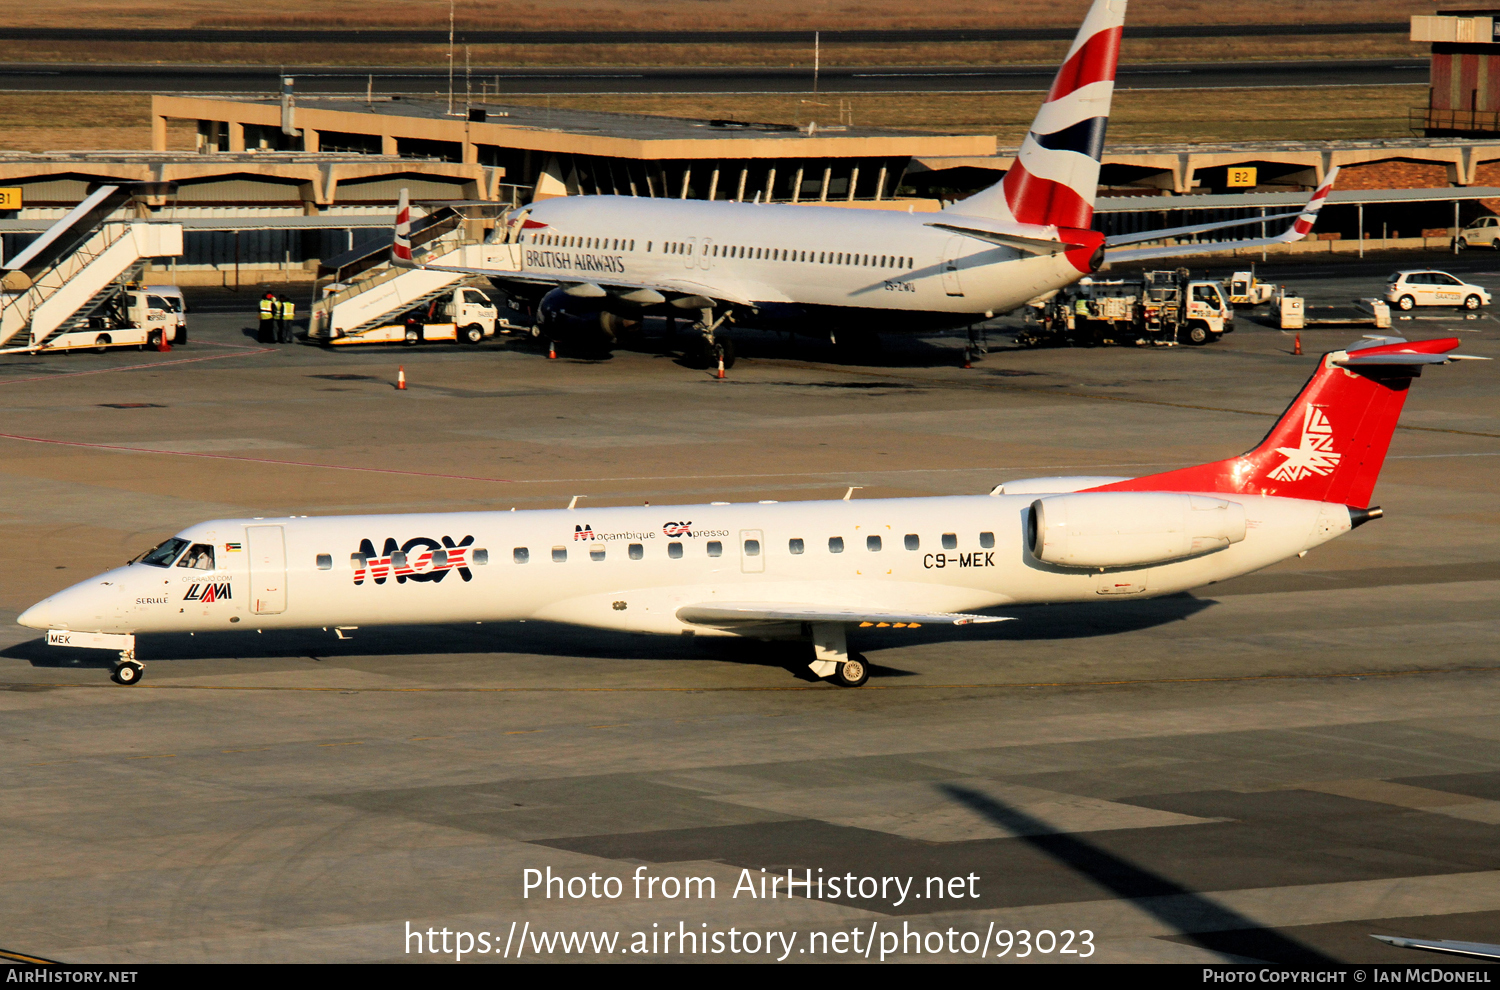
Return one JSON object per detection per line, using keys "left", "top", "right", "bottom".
{"left": 176, "top": 543, "right": 215, "bottom": 570}
{"left": 138, "top": 537, "right": 190, "bottom": 567}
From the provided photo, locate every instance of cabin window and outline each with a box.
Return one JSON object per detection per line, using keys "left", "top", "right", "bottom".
{"left": 942, "top": 533, "right": 957, "bottom": 550}
{"left": 590, "top": 547, "right": 606, "bottom": 561}
{"left": 431, "top": 549, "right": 449, "bottom": 566}
{"left": 789, "top": 538, "right": 805, "bottom": 554}
{"left": 390, "top": 551, "right": 408, "bottom": 569}
{"left": 350, "top": 552, "right": 367, "bottom": 569}
{"left": 316, "top": 554, "right": 332, "bottom": 570}
{"left": 712, "top": 245, "right": 718, "bottom": 256}
{"left": 744, "top": 538, "right": 761, "bottom": 556}
{"left": 473, "top": 549, "right": 489, "bottom": 565}
{"left": 629, "top": 543, "right": 643, "bottom": 560}
{"left": 668, "top": 541, "right": 683, "bottom": 559}
{"left": 866, "top": 535, "right": 882, "bottom": 552}
{"left": 904, "top": 534, "right": 919, "bottom": 550}
{"left": 829, "top": 536, "right": 844, "bottom": 553}
{"left": 707, "top": 541, "right": 723, "bottom": 557}
{"left": 513, "top": 547, "right": 529, "bottom": 563}
{"left": 647, "top": 242, "right": 653, "bottom": 252}
{"left": 629, "top": 240, "right": 635, "bottom": 250}
{"left": 979, "top": 531, "right": 995, "bottom": 549}
{"left": 552, "top": 546, "right": 567, "bottom": 562}
{"left": 836, "top": 253, "right": 843, "bottom": 264}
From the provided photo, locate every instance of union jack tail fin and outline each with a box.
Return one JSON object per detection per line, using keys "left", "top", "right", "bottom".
{"left": 391, "top": 187, "right": 414, "bottom": 267}
{"left": 1087, "top": 337, "right": 1477, "bottom": 509}
{"left": 949, "top": 0, "right": 1125, "bottom": 229}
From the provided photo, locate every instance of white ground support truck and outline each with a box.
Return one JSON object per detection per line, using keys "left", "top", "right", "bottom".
{"left": 313, "top": 285, "right": 501, "bottom": 347}
{"left": 28, "top": 288, "right": 185, "bottom": 353}
{"left": 1024, "top": 268, "right": 1234, "bottom": 347}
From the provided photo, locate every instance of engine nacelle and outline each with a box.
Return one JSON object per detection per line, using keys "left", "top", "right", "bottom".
{"left": 1028, "top": 492, "right": 1246, "bottom": 569}
{"left": 536, "top": 287, "right": 640, "bottom": 343}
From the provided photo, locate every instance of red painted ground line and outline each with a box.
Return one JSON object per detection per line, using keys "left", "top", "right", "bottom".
{"left": 0, "top": 431, "right": 517, "bottom": 485}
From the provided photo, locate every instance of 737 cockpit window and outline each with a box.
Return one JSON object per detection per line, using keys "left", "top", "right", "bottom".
{"left": 138, "top": 537, "right": 190, "bottom": 567}
{"left": 176, "top": 544, "right": 215, "bottom": 570}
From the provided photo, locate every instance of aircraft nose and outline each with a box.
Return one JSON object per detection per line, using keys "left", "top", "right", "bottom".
{"left": 18, "top": 598, "right": 53, "bottom": 630}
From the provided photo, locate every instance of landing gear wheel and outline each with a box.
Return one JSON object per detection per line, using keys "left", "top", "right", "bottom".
{"left": 1184, "top": 323, "right": 1210, "bottom": 346}
{"left": 403, "top": 326, "right": 420, "bottom": 345}
{"left": 1397, "top": 295, "right": 1416, "bottom": 311}
{"left": 460, "top": 323, "right": 484, "bottom": 344}
{"left": 111, "top": 660, "right": 143, "bottom": 685}
{"left": 832, "top": 653, "right": 870, "bottom": 688}
{"left": 1465, "top": 294, "right": 1482, "bottom": 311}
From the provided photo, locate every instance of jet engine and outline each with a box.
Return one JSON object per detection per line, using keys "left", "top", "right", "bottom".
{"left": 536, "top": 286, "right": 641, "bottom": 346}
{"left": 1027, "top": 492, "right": 1246, "bottom": 569}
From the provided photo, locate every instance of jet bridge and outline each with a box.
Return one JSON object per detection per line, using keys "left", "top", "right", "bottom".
{"left": 0, "top": 184, "right": 184, "bottom": 353}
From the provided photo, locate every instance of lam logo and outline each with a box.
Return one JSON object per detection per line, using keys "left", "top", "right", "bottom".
{"left": 663, "top": 521, "right": 692, "bottom": 537}
{"left": 574, "top": 524, "right": 595, "bottom": 541}
{"left": 353, "top": 535, "right": 475, "bottom": 585}
{"left": 1269, "top": 406, "right": 1342, "bottom": 482}
{"left": 184, "top": 583, "right": 232, "bottom": 603}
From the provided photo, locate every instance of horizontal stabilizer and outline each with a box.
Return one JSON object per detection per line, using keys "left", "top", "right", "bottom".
{"left": 1103, "top": 210, "right": 1303, "bottom": 249}
{"left": 924, "top": 221, "right": 1082, "bottom": 256}
{"left": 677, "top": 602, "right": 1012, "bottom": 628}
{"left": 1335, "top": 335, "right": 1481, "bottom": 366}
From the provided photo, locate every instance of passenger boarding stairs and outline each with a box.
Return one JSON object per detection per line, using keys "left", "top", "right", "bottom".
{"left": 0, "top": 184, "right": 184, "bottom": 352}
{"left": 310, "top": 206, "right": 525, "bottom": 340}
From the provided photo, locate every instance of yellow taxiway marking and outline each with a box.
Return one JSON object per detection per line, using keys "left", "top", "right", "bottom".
{"left": 0, "top": 948, "right": 58, "bottom": 965}
{"left": 125, "top": 754, "right": 175, "bottom": 760}
{"left": 501, "top": 730, "right": 542, "bottom": 735}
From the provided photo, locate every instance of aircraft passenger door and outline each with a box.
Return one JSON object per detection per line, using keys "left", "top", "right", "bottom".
{"left": 684, "top": 237, "right": 698, "bottom": 269}
{"left": 699, "top": 238, "right": 713, "bottom": 270}
{"left": 740, "top": 529, "right": 765, "bottom": 574}
{"left": 941, "top": 237, "right": 965, "bottom": 297}
{"left": 246, "top": 525, "right": 287, "bottom": 615}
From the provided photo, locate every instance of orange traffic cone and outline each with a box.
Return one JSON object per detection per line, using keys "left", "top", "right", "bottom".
{"left": 547, "top": 340, "right": 557, "bottom": 360}
{"left": 157, "top": 334, "right": 171, "bottom": 353}
{"left": 1293, "top": 333, "right": 1302, "bottom": 356}
{"left": 716, "top": 352, "right": 725, "bottom": 379}
{"left": 396, "top": 366, "right": 407, "bottom": 390}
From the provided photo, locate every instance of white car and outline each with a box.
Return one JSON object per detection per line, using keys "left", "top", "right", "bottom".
{"left": 1386, "top": 270, "right": 1492, "bottom": 311}
{"left": 1458, "top": 216, "right": 1500, "bottom": 249}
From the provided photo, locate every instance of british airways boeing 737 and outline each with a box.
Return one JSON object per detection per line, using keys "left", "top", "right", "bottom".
{"left": 389, "top": 0, "right": 1337, "bottom": 365}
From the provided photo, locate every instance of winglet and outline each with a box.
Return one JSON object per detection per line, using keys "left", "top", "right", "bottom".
{"left": 391, "top": 187, "right": 415, "bottom": 268}
{"left": 1284, "top": 166, "right": 1339, "bottom": 242}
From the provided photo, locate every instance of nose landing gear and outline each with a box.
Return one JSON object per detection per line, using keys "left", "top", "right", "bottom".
{"left": 111, "top": 649, "right": 144, "bottom": 685}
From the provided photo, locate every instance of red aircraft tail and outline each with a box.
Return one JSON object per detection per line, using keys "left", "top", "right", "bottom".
{"left": 1087, "top": 337, "right": 1472, "bottom": 509}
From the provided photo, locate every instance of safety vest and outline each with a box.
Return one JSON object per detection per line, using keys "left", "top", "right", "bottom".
{"left": 279, "top": 299, "right": 295, "bottom": 320}
{"left": 259, "top": 297, "right": 274, "bottom": 319}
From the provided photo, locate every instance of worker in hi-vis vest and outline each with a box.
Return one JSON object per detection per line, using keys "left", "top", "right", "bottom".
{"left": 258, "top": 291, "right": 276, "bottom": 343}
{"left": 278, "top": 294, "right": 295, "bottom": 343}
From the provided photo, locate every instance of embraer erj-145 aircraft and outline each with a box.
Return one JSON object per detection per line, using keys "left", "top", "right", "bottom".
{"left": 19, "top": 335, "right": 1483, "bottom": 685}
{"left": 391, "top": 0, "right": 1336, "bottom": 364}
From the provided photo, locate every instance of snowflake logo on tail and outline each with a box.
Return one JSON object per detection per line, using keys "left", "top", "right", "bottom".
{"left": 1269, "top": 406, "right": 1341, "bottom": 482}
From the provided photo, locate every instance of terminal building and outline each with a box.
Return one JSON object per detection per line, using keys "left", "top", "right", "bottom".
{"left": 7, "top": 73, "right": 1500, "bottom": 281}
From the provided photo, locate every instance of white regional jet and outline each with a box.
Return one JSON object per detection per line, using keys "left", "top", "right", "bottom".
{"left": 391, "top": 0, "right": 1339, "bottom": 365}
{"left": 18, "top": 335, "right": 1482, "bottom": 685}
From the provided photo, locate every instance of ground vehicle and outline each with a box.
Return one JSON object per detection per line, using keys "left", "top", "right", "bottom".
{"left": 1385, "top": 270, "right": 1492, "bottom": 311}
{"left": 1025, "top": 268, "right": 1233, "bottom": 347}
{"left": 1458, "top": 216, "right": 1500, "bottom": 250}
{"left": 1225, "top": 269, "right": 1274, "bottom": 306}
{"left": 32, "top": 288, "right": 184, "bottom": 353}
{"left": 319, "top": 287, "right": 499, "bottom": 347}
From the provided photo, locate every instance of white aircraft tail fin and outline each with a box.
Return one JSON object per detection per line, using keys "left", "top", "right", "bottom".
{"left": 391, "top": 187, "right": 415, "bottom": 267}
{"left": 948, "top": 0, "right": 1126, "bottom": 231}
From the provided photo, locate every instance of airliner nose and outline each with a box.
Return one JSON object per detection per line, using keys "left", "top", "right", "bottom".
{"left": 18, "top": 598, "right": 52, "bottom": 630}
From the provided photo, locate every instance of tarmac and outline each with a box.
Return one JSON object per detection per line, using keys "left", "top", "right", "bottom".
{"left": 1, "top": 255, "right": 1497, "bottom": 964}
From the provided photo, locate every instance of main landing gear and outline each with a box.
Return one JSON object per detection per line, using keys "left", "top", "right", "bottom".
{"left": 687, "top": 305, "right": 736, "bottom": 370}
{"left": 111, "top": 649, "right": 144, "bottom": 685}
{"left": 808, "top": 622, "right": 871, "bottom": 688}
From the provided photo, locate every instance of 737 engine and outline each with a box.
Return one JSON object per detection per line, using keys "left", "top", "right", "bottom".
{"left": 1027, "top": 492, "right": 1247, "bottom": 569}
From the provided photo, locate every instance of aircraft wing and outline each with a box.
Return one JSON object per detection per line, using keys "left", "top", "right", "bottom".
{"left": 677, "top": 602, "right": 1013, "bottom": 628}
{"left": 1105, "top": 167, "right": 1339, "bottom": 264}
